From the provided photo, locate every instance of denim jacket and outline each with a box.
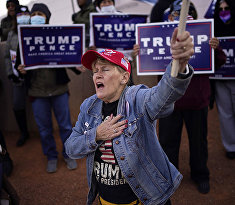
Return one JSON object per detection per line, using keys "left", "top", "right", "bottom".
{"left": 65, "top": 64, "right": 193, "bottom": 205}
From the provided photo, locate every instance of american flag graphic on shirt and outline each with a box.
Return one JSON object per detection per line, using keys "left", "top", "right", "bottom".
{"left": 99, "top": 140, "right": 116, "bottom": 164}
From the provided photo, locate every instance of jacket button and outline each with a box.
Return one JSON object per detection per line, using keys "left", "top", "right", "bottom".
{"left": 115, "top": 140, "right": 119, "bottom": 145}
{"left": 143, "top": 198, "right": 147, "bottom": 201}
{"left": 120, "top": 156, "right": 125, "bottom": 160}
{"left": 128, "top": 174, "right": 133, "bottom": 178}
{"left": 91, "top": 145, "right": 96, "bottom": 149}
{"left": 135, "top": 185, "right": 140, "bottom": 189}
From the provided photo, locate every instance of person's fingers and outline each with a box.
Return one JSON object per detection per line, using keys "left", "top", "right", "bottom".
{"left": 171, "top": 27, "right": 178, "bottom": 45}
{"left": 172, "top": 47, "right": 194, "bottom": 60}
{"left": 113, "top": 122, "right": 127, "bottom": 133}
{"left": 113, "top": 119, "right": 128, "bottom": 132}
{"left": 109, "top": 114, "right": 122, "bottom": 124}
{"left": 171, "top": 34, "right": 193, "bottom": 50}
{"left": 176, "top": 31, "right": 191, "bottom": 43}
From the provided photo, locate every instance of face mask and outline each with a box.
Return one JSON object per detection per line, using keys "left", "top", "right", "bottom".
{"left": 17, "top": 15, "right": 30, "bottom": 25}
{"left": 31, "top": 15, "right": 46, "bottom": 25}
{"left": 219, "top": 10, "right": 231, "bottom": 23}
{"left": 100, "top": 5, "right": 116, "bottom": 13}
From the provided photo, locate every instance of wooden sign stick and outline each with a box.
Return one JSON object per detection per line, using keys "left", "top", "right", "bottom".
{"left": 171, "top": 0, "right": 190, "bottom": 77}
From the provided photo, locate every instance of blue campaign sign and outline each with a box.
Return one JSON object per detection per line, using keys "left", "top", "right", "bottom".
{"left": 90, "top": 13, "right": 148, "bottom": 50}
{"left": 136, "top": 19, "right": 214, "bottom": 75}
{"left": 210, "top": 36, "right": 235, "bottom": 79}
{"left": 18, "top": 25, "right": 85, "bottom": 70}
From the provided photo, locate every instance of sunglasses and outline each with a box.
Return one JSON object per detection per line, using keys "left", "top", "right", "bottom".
{"left": 219, "top": 6, "right": 230, "bottom": 11}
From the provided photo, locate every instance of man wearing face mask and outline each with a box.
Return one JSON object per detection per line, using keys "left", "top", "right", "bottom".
{"left": 0, "top": 0, "right": 19, "bottom": 42}
{"left": 15, "top": 3, "right": 81, "bottom": 173}
{"left": 4, "top": 5, "right": 31, "bottom": 147}
{"left": 72, "top": 0, "right": 96, "bottom": 48}
{"left": 212, "top": 0, "right": 235, "bottom": 159}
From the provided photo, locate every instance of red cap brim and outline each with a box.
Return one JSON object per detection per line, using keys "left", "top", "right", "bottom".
{"left": 81, "top": 50, "right": 100, "bottom": 70}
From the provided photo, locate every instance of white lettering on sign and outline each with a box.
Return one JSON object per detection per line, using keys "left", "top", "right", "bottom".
{"left": 223, "top": 49, "right": 234, "bottom": 57}
{"left": 140, "top": 35, "right": 208, "bottom": 55}
{"left": 23, "top": 36, "right": 80, "bottom": 45}
{"left": 23, "top": 35, "right": 80, "bottom": 52}
{"left": 94, "top": 24, "right": 135, "bottom": 32}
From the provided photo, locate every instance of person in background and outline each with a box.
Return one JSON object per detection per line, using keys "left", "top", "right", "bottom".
{"left": 72, "top": 0, "right": 96, "bottom": 48}
{"left": 4, "top": 5, "right": 30, "bottom": 147}
{"left": 0, "top": 0, "right": 19, "bottom": 42}
{"left": 150, "top": 0, "right": 173, "bottom": 23}
{"left": 158, "top": 0, "right": 225, "bottom": 195}
{"left": 212, "top": 0, "right": 235, "bottom": 159}
{"left": 94, "top": 0, "right": 119, "bottom": 13}
{"left": 16, "top": 3, "right": 80, "bottom": 173}
{"left": 65, "top": 27, "right": 194, "bottom": 205}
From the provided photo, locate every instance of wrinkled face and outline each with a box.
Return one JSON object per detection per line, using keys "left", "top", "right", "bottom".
{"left": 92, "top": 59, "right": 128, "bottom": 103}
{"left": 100, "top": 0, "right": 114, "bottom": 8}
{"left": 7, "top": 2, "right": 16, "bottom": 17}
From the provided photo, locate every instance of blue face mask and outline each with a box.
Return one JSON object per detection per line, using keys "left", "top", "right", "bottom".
{"left": 31, "top": 15, "right": 46, "bottom": 25}
{"left": 17, "top": 15, "right": 30, "bottom": 25}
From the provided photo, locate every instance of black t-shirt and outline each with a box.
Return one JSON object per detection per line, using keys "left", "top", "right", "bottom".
{"left": 94, "top": 100, "right": 138, "bottom": 203}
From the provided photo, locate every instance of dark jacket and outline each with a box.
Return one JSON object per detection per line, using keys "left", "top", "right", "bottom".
{"left": 174, "top": 75, "right": 210, "bottom": 110}
{"left": 214, "top": 0, "right": 235, "bottom": 37}
{"left": 72, "top": 1, "right": 96, "bottom": 47}
{"left": 0, "top": 15, "right": 14, "bottom": 42}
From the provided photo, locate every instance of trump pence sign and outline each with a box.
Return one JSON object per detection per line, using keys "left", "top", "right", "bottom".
{"left": 18, "top": 25, "right": 85, "bottom": 70}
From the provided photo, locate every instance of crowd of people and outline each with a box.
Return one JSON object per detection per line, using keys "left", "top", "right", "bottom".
{"left": 0, "top": 0, "right": 234, "bottom": 204}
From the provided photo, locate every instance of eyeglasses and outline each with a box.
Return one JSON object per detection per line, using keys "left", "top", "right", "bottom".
{"left": 219, "top": 6, "right": 230, "bottom": 11}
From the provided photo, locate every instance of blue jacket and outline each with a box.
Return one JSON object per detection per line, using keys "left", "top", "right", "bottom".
{"left": 65, "top": 64, "right": 193, "bottom": 205}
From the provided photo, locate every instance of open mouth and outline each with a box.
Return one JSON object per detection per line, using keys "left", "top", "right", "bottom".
{"left": 96, "top": 82, "right": 104, "bottom": 89}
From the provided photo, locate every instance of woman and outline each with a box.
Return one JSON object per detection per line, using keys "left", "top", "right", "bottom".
{"left": 65, "top": 27, "right": 194, "bottom": 205}
{"left": 213, "top": 0, "right": 235, "bottom": 159}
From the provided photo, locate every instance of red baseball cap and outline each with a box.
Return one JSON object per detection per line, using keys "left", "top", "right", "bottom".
{"left": 81, "top": 49, "right": 131, "bottom": 74}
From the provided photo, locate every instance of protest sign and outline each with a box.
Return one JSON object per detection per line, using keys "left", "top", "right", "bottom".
{"left": 18, "top": 25, "right": 85, "bottom": 70}
{"left": 210, "top": 36, "right": 235, "bottom": 80}
{"left": 90, "top": 13, "right": 148, "bottom": 50}
{"left": 136, "top": 19, "right": 214, "bottom": 75}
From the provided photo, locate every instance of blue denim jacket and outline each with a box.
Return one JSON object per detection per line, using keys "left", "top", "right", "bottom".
{"left": 65, "top": 64, "right": 193, "bottom": 205}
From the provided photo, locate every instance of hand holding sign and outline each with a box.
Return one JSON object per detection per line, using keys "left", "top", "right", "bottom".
{"left": 18, "top": 64, "right": 27, "bottom": 75}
